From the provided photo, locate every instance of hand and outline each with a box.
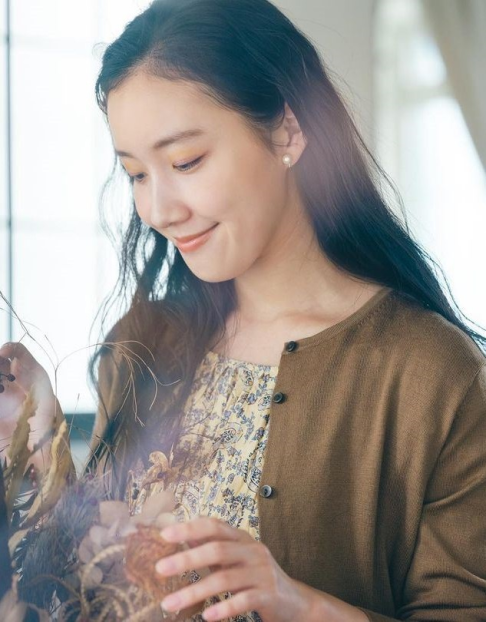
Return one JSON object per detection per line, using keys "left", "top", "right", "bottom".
{"left": 155, "top": 515, "right": 321, "bottom": 621}
{"left": 0, "top": 341, "right": 61, "bottom": 466}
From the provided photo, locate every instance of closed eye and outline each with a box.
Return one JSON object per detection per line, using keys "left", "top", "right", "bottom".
{"left": 174, "top": 155, "right": 204, "bottom": 172}
{"left": 127, "top": 155, "right": 204, "bottom": 184}
{"left": 128, "top": 172, "right": 146, "bottom": 184}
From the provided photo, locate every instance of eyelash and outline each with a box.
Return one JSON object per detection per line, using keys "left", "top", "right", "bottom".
{"left": 127, "top": 156, "right": 204, "bottom": 184}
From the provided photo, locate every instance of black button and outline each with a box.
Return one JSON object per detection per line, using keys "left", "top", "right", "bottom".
{"left": 272, "top": 391, "right": 286, "bottom": 403}
{"left": 285, "top": 340, "right": 298, "bottom": 352}
{"left": 259, "top": 485, "right": 273, "bottom": 498}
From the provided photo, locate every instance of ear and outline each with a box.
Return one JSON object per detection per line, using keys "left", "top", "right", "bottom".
{"left": 272, "top": 102, "right": 308, "bottom": 166}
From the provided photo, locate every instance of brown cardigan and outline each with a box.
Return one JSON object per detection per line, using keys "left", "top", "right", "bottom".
{"left": 91, "top": 286, "right": 486, "bottom": 620}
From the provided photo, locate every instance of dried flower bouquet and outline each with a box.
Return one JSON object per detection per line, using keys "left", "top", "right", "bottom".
{"left": 0, "top": 389, "right": 210, "bottom": 621}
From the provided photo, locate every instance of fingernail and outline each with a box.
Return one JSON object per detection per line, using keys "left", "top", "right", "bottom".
{"left": 156, "top": 558, "right": 175, "bottom": 574}
{"left": 161, "top": 526, "right": 177, "bottom": 540}
{"left": 161, "top": 593, "right": 181, "bottom": 610}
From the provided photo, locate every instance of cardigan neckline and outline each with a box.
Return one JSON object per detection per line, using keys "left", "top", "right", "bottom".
{"left": 291, "top": 285, "right": 395, "bottom": 351}
{"left": 207, "top": 285, "right": 395, "bottom": 366}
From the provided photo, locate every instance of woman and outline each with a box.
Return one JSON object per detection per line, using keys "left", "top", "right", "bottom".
{"left": 2, "top": 0, "right": 486, "bottom": 619}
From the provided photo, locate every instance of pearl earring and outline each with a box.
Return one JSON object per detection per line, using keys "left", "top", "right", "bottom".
{"left": 282, "top": 154, "right": 292, "bottom": 168}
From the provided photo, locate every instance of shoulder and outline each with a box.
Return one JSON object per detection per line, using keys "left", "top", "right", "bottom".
{"left": 99, "top": 299, "right": 176, "bottom": 358}
{"left": 361, "top": 290, "right": 486, "bottom": 450}
{"left": 376, "top": 290, "right": 486, "bottom": 379}
{"left": 95, "top": 299, "right": 177, "bottom": 391}
{"left": 95, "top": 299, "right": 181, "bottom": 418}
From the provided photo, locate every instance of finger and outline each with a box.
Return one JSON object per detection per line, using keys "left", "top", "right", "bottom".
{"left": 185, "top": 537, "right": 226, "bottom": 575}
{"left": 0, "top": 356, "right": 14, "bottom": 393}
{"left": 161, "top": 567, "right": 254, "bottom": 613}
{"left": 155, "top": 540, "right": 256, "bottom": 577}
{"left": 0, "top": 342, "right": 21, "bottom": 361}
{"left": 201, "top": 589, "right": 264, "bottom": 622}
{"left": 0, "top": 342, "right": 41, "bottom": 372}
{"left": 0, "top": 355, "right": 13, "bottom": 375}
{"left": 160, "top": 516, "right": 250, "bottom": 546}
{"left": 0, "top": 354, "right": 11, "bottom": 367}
{"left": 0, "top": 356, "right": 23, "bottom": 399}
{"left": 0, "top": 343, "right": 51, "bottom": 396}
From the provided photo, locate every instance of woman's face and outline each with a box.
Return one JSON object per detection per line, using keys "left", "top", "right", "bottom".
{"left": 107, "top": 70, "right": 305, "bottom": 283}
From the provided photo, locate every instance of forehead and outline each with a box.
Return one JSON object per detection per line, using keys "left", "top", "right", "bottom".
{"left": 107, "top": 71, "right": 232, "bottom": 151}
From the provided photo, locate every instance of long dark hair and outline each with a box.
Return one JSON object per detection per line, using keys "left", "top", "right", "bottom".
{"left": 86, "top": 0, "right": 486, "bottom": 496}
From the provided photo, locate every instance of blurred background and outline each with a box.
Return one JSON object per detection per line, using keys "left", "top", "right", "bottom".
{"left": 1, "top": 0, "right": 485, "bottom": 468}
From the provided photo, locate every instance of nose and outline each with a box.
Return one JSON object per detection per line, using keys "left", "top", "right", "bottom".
{"left": 148, "top": 177, "right": 189, "bottom": 232}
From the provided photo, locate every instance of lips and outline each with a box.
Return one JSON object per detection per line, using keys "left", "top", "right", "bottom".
{"left": 174, "top": 224, "right": 218, "bottom": 244}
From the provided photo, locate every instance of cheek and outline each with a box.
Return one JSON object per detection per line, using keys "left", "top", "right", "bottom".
{"left": 209, "top": 160, "right": 285, "bottom": 243}
{"left": 223, "top": 199, "right": 281, "bottom": 265}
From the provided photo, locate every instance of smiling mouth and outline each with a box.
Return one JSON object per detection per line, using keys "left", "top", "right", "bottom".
{"left": 173, "top": 224, "right": 219, "bottom": 252}
{"left": 174, "top": 224, "right": 218, "bottom": 244}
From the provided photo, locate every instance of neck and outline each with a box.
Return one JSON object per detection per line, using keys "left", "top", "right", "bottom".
{"left": 232, "top": 210, "right": 377, "bottom": 326}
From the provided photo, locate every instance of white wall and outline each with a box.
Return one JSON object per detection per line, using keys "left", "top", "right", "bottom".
{"left": 275, "top": 0, "right": 376, "bottom": 146}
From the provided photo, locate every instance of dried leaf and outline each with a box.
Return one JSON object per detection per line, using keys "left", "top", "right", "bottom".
{"left": 21, "top": 419, "right": 73, "bottom": 528}
{"left": 7, "top": 528, "right": 28, "bottom": 559}
{"left": 4, "top": 391, "right": 38, "bottom": 515}
{"left": 138, "top": 451, "right": 172, "bottom": 490}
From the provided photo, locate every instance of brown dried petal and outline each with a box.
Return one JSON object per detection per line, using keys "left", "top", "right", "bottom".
{"left": 139, "top": 489, "right": 177, "bottom": 522}
{"left": 107, "top": 517, "right": 124, "bottom": 540}
{"left": 89, "top": 525, "right": 108, "bottom": 548}
{"left": 82, "top": 565, "right": 103, "bottom": 589}
{"left": 99, "top": 500, "right": 129, "bottom": 526}
{"left": 124, "top": 524, "right": 185, "bottom": 601}
{"left": 119, "top": 521, "right": 138, "bottom": 538}
{"left": 78, "top": 536, "right": 95, "bottom": 564}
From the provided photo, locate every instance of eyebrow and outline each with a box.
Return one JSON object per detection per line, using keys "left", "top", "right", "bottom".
{"left": 115, "top": 128, "right": 206, "bottom": 158}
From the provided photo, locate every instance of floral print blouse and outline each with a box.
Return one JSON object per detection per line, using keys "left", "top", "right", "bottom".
{"left": 127, "top": 349, "right": 279, "bottom": 622}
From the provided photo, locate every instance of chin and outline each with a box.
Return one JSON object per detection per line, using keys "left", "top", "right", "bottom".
{"left": 191, "top": 271, "right": 233, "bottom": 284}
{"left": 184, "top": 252, "right": 254, "bottom": 283}
{"left": 184, "top": 261, "right": 237, "bottom": 283}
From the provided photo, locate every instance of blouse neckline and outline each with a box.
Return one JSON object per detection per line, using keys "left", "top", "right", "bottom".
{"left": 205, "top": 349, "right": 279, "bottom": 370}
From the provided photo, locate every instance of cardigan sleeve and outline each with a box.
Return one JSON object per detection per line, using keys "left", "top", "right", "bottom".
{"left": 88, "top": 314, "right": 136, "bottom": 462}
{"left": 88, "top": 307, "right": 172, "bottom": 475}
{"left": 359, "top": 363, "right": 486, "bottom": 621}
